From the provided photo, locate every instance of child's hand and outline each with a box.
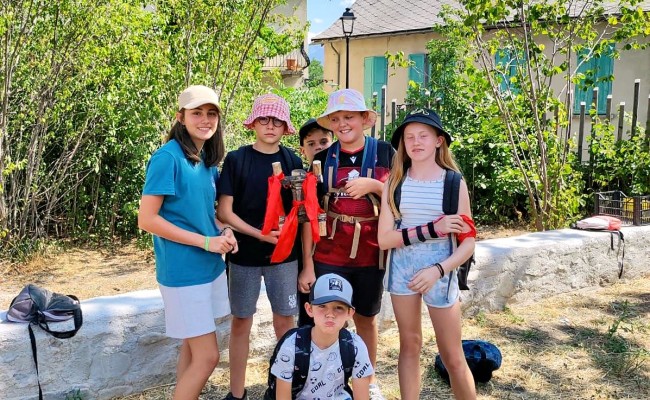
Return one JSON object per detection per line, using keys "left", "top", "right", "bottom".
{"left": 259, "top": 229, "right": 281, "bottom": 245}
{"left": 208, "top": 235, "right": 238, "bottom": 254}
{"left": 221, "top": 229, "right": 239, "bottom": 253}
{"left": 345, "top": 177, "right": 378, "bottom": 199}
{"left": 408, "top": 267, "right": 440, "bottom": 294}
{"left": 434, "top": 215, "right": 466, "bottom": 235}
{"left": 298, "top": 268, "right": 316, "bottom": 293}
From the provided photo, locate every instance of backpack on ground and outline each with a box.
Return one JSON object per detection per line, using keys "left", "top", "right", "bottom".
{"left": 571, "top": 215, "right": 625, "bottom": 278}
{"left": 263, "top": 325, "right": 356, "bottom": 400}
{"left": 6, "top": 284, "right": 83, "bottom": 400}
{"left": 435, "top": 340, "right": 502, "bottom": 384}
{"left": 394, "top": 169, "right": 475, "bottom": 290}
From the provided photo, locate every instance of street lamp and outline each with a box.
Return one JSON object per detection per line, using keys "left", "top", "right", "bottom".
{"left": 340, "top": 7, "right": 356, "bottom": 89}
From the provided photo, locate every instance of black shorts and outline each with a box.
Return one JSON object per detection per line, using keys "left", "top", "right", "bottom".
{"left": 314, "top": 262, "right": 385, "bottom": 317}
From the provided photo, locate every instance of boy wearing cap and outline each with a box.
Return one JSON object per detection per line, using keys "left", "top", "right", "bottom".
{"left": 269, "top": 273, "right": 374, "bottom": 400}
{"left": 217, "top": 93, "right": 303, "bottom": 400}
{"left": 139, "top": 85, "right": 237, "bottom": 399}
{"left": 298, "top": 88, "right": 394, "bottom": 400}
{"left": 298, "top": 118, "right": 333, "bottom": 164}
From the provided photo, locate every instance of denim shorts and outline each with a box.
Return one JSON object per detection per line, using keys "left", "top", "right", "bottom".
{"left": 228, "top": 261, "right": 299, "bottom": 318}
{"left": 387, "top": 239, "right": 459, "bottom": 308}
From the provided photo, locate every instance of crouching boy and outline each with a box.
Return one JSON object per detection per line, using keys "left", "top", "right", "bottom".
{"left": 265, "top": 274, "right": 374, "bottom": 400}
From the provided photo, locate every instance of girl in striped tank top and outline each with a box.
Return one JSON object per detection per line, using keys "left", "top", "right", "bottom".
{"left": 378, "top": 109, "right": 477, "bottom": 400}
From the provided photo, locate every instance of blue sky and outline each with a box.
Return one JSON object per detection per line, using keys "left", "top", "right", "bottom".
{"left": 307, "top": 0, "right": 355, "bottom": 63}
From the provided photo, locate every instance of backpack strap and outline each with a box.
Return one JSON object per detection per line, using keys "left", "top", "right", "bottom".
{"left": 442, "top": 169, "right": 462, "bottom": 215}
{"left": 232, "top": 145, "right": 251, "bottom": 200}
{"left": 291, "top": 326, "right": 313, "bottom": 398}
{"left": 392, "top": 176, "right": 405, "bottom": 222}
{"left": 279, "top": 145, "right": 303, "bottom": 173}
{"left": 443, "top": 170, "right": 465, "bottom": 297}
{"left": 610, "top": 230, "right": 625, "bottom": 278}
{"left": 360, "top": 136, "right": 378, "bottom": 178}
{"left": 36, "top": 294, "right": 83, "bottom": 339}
{"left": 28, "top": 324, "right": 44, "bottom": 400}
{"left": 264, "top": 326, "right": 301, "bottom": 400}
{"left": 323, "top": 141, "right": 340, "bottom": 193}
{"left": 339, "top": 328, "right": 356, "bottom": 396}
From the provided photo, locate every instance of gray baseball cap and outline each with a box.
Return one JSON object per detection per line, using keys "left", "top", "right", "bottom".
{"left": 310, "top": 273, "right": 354, "bottom": 309}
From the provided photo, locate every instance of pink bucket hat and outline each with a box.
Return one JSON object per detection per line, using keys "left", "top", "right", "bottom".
{"left": 243, "top": 93, "right": 296, "bottom": 134}
{"left": 317, "top": 89, "right": 378, "bottom": 131}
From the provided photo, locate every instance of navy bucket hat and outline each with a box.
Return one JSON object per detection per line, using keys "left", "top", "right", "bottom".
{"left": 390, "top": 108, "right": 452, "bottom": 149}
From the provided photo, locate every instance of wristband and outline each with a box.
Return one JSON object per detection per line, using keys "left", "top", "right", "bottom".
{"left": 434, "top": 263, "right": 444, "bottom": 278}
{"left": 427, "top": 221, "right": 436, "bottom": 238}
{"left": 220, "top": 226, "right": 233, "bottom": 236}
{"left": 415, "top": 226, "right": 426, "bottom": 242}
{"left": 401, "top": 228, "right": 411, "bottom": 246}
{"left": 204, "top": 236, "right": 210, "bottom": 251}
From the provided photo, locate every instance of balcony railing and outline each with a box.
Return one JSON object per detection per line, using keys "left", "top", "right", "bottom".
{"left": 262, "top": 45, "right": 310, "bottom": 74}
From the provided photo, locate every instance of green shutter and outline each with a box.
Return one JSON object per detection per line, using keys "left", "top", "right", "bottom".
{"left": 574, "top": 46, "right": 614, "bottom": 115}
{"left": 496, "top": 48, "right": 525, "bottom": 93}
{"left": 596, "top": 49, "right": 614, "bottom": 115}
{"left": 373, "top": 56, "right": 387, "bottom": 111}
{"left": 364, "top": 57, "right": 373, "bottom": 106}
{"left": 495, "top": 49, "right": 510, "bottom": 92}
{"left": 409, "top": 53, "right": 426, "bottom": 85}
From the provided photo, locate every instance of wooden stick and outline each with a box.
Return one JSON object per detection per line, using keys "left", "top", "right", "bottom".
{"left": 272, "top": 161, "right": 282, "bottom": 176}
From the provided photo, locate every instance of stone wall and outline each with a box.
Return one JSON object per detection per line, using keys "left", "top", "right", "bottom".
{"left": 1, "top": 226, "right": 649, "bottom": 399}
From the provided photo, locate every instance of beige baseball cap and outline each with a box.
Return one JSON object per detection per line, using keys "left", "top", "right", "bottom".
{"left": 178, "top": 85, "right": 222, "bottom": 112}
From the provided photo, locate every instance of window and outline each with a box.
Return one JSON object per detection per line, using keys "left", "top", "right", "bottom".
{"left": 573, "top": 46, "right": 614, "bottom": 115}
{"left": 408, "top": 53, "right": 429, "bottom": 87}
{"left": 363, "top": 56, "right": 387, "bottom": 111}
{"left": 495, "top": 48, "right": 523, "bottom": 93}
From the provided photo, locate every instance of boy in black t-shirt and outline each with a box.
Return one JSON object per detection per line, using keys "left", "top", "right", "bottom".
{"left": 217, "top": 94, "right": 302, "bottom": 400}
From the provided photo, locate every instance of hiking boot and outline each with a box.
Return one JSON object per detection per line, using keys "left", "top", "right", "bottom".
{"left": 369, "top": 383, "right": 386, "bottom": 400}
{"left": 222, "top": 389, "right": 248, "bottom": 400}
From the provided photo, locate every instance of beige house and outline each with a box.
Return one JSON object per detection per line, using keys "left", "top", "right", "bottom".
{"left": 263, "top": 0, "right": 310, "bottom": 88}
{"left": 312, "top": 0, "right": 650, "bottom": 140}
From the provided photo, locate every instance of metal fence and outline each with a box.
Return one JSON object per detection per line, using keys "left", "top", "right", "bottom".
{"left": 366, "top": 79, "right": 650, "bottom": 155}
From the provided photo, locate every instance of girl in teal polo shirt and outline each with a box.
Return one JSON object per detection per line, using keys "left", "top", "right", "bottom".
{"left": 138, "top": 85, "right": 237, "bottom": 399}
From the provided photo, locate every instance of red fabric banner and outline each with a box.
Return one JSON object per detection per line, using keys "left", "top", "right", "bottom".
{"left": 457, "top": 214, "right": 477, "bottom": 243}
{"left": 261, "top": 173, "right": 285, "bottom": 235}
{"left": 270, "top": 173, "right": 324, "bottom": 263}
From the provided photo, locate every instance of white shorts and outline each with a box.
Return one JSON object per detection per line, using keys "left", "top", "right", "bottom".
{"left": 159, "top": 272, "right": 230, "bottom": 339}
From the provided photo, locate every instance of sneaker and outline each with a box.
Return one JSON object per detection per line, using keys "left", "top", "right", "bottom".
{"left": 222, "top": 389, "right": 248, "bottom": 400}
{"left": 369, "top": 383, "right": 386, "bottom": 400}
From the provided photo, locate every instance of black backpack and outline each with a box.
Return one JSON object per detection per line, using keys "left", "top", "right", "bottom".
{"left": 263, "top": 326, "right": 356, "bottom": 400}
{"left": 230, "top": 144, "right": 303, "bottom": 200}
{"left": 7, "top": 284, "right": 83, "bottom": 400}
{"left": 394, "top": 169, "right": 475, "bottom": 290}
{"left": 435, "top": 339, "right": 502, "bottom": 384}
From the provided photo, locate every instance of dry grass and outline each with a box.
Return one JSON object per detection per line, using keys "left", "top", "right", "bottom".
{"left": 2, "top": 231, "right": 647, "bottom": 400}
{"left": 119, "top": 277, "right": 650, "bottom": 400}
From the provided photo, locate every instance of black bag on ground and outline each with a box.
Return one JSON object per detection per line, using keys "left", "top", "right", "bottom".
{"left": 435, "top": 340, "right": 502, "bottom": 384}
{"left": 6, "top": 284, "right": 83, "bottom": 400}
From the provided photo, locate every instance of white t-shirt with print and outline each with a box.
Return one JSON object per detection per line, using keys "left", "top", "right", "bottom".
{"left": 270, "top": 330, "right": 374, "bottom": 400}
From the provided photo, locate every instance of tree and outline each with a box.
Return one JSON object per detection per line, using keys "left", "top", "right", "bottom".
{"left": 436, "top": 0, "right": 649, "bottom": 230}
{"left": 305, "top": 59, "right": 324, "bottom": 87}
{"left": 0, "top": 0, "right": 306, "bottom": 258}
